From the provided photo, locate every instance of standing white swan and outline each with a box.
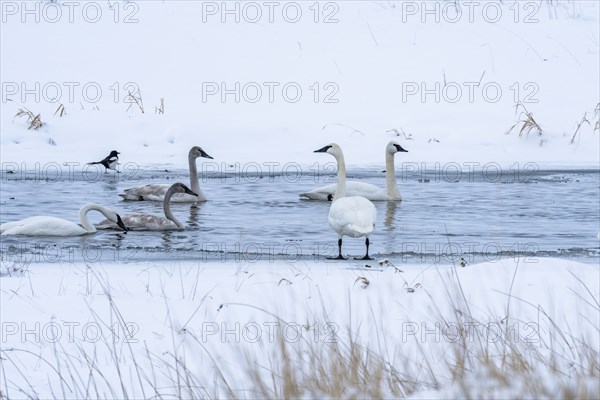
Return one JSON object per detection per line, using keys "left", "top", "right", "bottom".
{"left": 0, "top": 204, "right": 128, "bottom": 236}
{"left": 300, "top": 141, "right": 408, "bottom": 201}
{"left": 314, "top": 143, "right": 377, "bottom": 260}
{"left": 119, "top": 146, "right": 213, "bottom": 202}
{"left": 97, "top": 183, "right": 197, "bottom": 231}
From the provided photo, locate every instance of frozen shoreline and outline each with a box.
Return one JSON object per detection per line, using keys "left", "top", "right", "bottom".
{"left": 1, "top": 257, "right": 598, "bottom": 398}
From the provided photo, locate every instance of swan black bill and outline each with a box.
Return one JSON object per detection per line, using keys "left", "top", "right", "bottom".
{"left": 314, "top": 145, "right": 332, "bottom": 153}
{"left": 394, "top": 144, "right": 408, "bottom": 152}
{"left": 201, "top": 150, "right": 213, "bottom": 159}
{"left": 116, "top": 215, "right": 128, "bottom": 231}
{"left": 181, "top": 185, "right": 198, "bottom": 196}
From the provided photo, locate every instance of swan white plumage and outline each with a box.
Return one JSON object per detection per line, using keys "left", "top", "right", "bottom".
{"left": 301, "top": 141, "right": 408, "bottom": 201}
{"left": 119, "top": 146, "right": 213, "bottom": 202}
{"left": 314, "top": 143, "right": 377, "bottom": 260}
{"left": 0, "top": 204, "right": 128, "bottom": 236}
{"left": 97, "top": 183, "right": 197, "bottom": 231}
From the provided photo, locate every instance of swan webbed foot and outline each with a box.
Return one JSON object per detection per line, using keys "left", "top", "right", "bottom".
{"left": 358, "top": 238, "right": 372, "bottom": 260}
{"left": 327, "top": 238, "right": 346, "bottom": 260}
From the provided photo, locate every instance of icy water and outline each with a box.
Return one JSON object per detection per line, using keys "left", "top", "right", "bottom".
{"left": 1, "top": 166, "right": 599, "bottom": 265}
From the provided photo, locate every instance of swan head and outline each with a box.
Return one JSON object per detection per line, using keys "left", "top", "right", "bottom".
{"left": 106, "top": 210, "right": 128, "bottom": 231}
{"left": 172, "top": 182, "right": 198, "bottom": 196}
{"left": 109, "top": 150, "right": 120, "bottom": 157}
{"left": 190, "top": 146, "right": 213, "bottom": 160}
{"left": 314, "top": 143, "right": 342, "bottom": 157}
{"left": 387, "top": 141, "right": 408, "bottom": 154}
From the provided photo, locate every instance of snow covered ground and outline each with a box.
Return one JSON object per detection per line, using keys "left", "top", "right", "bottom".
{"left": 1, "top": 0, "right": 599, "bottom": 398}
{"left": 1, "top": 0, "right": 599, "bottom": 169}
{"left": 1, "top": 258, "right": 599, "bottom": 398}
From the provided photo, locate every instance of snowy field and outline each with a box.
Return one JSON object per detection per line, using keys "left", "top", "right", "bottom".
{"left": 1, "top": 258, "right": 599, "bottom": 398}
{"left": 1, "top": 0, "right": 599, "bottom": 399}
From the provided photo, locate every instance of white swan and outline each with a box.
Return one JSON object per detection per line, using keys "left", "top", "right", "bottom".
{"left": 119, "top": 146, "right": 213, "bottom": 202}
{"left": 301, "top": 141, "right": 408, "bottom": 201}
{"left": 0, "top": 204, "right": 128, "bottom": 236}
{"left": 314, "top": 143, "right": 377, "bottom": 260}
{"left": 98, "top": 183, "right": 197, "bottom": 231}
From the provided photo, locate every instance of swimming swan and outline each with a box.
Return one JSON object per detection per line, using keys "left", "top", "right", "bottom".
{"left": 301, "top": 141, "right": 408, "bottom": 201}
{"left": 98, "top": 183, "right": 197, "bottom": 231}
{"left": 314, "top": 143, "right": 377, "bottom": 260}
{"left": 119, "top": 146, "right": 213, "bottom": 202}
{"left": 0, "top": 204, "right": 128, "bottom": 236}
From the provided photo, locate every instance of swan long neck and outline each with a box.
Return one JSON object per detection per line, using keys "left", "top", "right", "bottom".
{"left": 385, "top": 152, "right": 400, "bottom": 200}
{"left": 188, "top": 150, "right": 201, "bottom": 195}
{"left": 334, "top": 151, "right": 347, "bottom": 200}
{"left": 79, "top": 204, "right": 105, "bottom": 233}
{"left": 164, "top": 186, "right": 184, "bottom": 229}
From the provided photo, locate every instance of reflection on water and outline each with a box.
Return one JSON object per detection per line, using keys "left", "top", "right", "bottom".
{"left": 187, "top": 203, "right": 203, "bottom": 229}
{"left": 384, "top": 201, "right": 399, "bottom": 229}
{"left": 1, "top": 168, "right": 599, "bottom": 264}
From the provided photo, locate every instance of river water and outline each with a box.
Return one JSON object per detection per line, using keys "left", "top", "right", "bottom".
{"left": 1, "top": 166, "right": 598, "bottom": 265}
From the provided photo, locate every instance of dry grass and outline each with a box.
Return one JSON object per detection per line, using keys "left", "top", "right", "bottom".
{"left": 126, "top": 89, "right": 145, "bottom": 114}
{"left": 14, "top": 107, "right": 43, "bottom": 130}
{"left": 506, "top": 102, "right": 543, "bottom": 138}
{"left": 53, "top": 104, "right": 67, "bottom": 117}
{"left": 1, "top": 265, "right": 598, "bottom": 399}
{"left": 154, "top": 97, "right": 165, "bottom": 114}
{"left": 594, "top": 103, "right": 600, "bottom": 134}
{"left": 245, "top": 331, "right": 417, "bottom": 399}
{"left": 0, "top": 260, "right": 31, "bottom": 278}
{"left": 570, "top": 112, "right": 590, "bottom": 144}
{"left": 354, "top": 276, "right": 370, "bottom": 289}
{"left": 386, "top": 128, "right": 414, "bottom": 140}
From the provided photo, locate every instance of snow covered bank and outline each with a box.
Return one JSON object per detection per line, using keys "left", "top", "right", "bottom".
{"left": 1, "top": 257, "right": 598, "bottom": 398}
{"left": 1, "top": 1, "right": 599, "bottom": 169}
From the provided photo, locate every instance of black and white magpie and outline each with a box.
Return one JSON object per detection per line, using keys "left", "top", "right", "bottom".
{"left": 88, "top": 150, "right": 120, "bottom": 173}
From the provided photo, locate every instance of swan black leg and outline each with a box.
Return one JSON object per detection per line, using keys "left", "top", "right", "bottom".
{"left": 356, "top": 238, "right": 373, "bottom": 260}
{"left": 327, "top": 238, "right": 347, "bottom": 260}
